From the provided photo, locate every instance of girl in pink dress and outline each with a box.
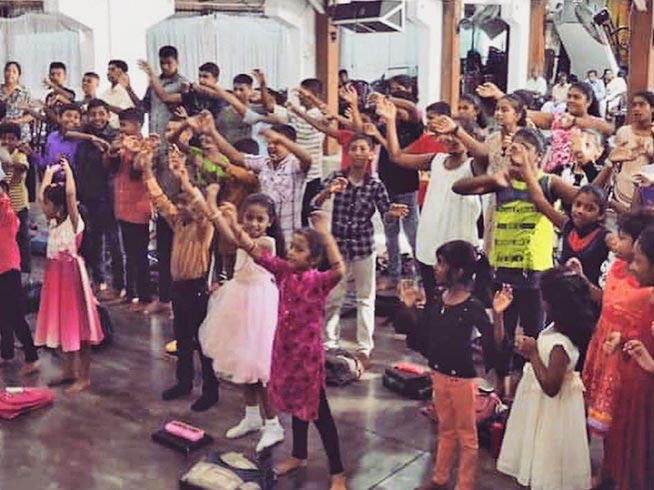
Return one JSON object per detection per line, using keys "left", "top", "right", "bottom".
{"left": 205, "top": 196, "right": 347, "bottom": 490}
{"left": 34, "top": 159, "right": 103, "bottom": 393}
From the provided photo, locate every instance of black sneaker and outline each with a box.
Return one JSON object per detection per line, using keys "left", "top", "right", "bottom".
{"left": 161, "top": 384, "right": 192, "bottom": 401}
{"left": 190, "top": 392, "right": 219, "bottom": 412}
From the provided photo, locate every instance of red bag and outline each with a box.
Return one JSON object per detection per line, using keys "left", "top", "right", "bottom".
{"left": 0, "top": 387, "right": 55, "bottom": 419}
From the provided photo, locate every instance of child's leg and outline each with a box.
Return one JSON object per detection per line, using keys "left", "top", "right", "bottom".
{"left": 48, "top": 351, "right": 77, "bottom": 386}
{"left": 351, "top": 254, "right": 376, "bottom": 358}
{"left": 16, "top": 207, "right": 31, "bottom": 274}
{"left": 257, "top": 383, "right": 277, "bottom": 420}
{"left": 324, "top": 263, "right": 351, "bottom": 350}
{"left": 274, "top": 416, "right": 309, "bottom": 476}
{"left": 226, "top": 383, "right": 264, "bottom": 439}
{"left": 449, "top": 378, "right": 478, "bottom": 490}
{"left": 256, "top": 382, "right": 284, "bottom": 452}
{"left": 312, "top": 389, "right": 344, "bottom": 476}
{"left": 156, "top": 216, "right": 173, "bottom": 304}
{"left": 0, "top": 271, "right": 16, "bottom": 362}
{"left": 67, "top": 343, "right": 91, "bottom": 393}
{"left": 134, "top": 223, "right": 152, "bottom": 304}
{"left": 430, "top": 372, "right": 457, "bottom": 486}
{"left": 119, "top": 221, "right": 136, "bottom": 299}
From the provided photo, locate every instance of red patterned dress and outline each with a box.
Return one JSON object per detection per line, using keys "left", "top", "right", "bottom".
{"left": 582, "top": 259, "right": 654, "bottom": 434}
{"left": 256, "top": 252, "right": 339, "bottom": 421}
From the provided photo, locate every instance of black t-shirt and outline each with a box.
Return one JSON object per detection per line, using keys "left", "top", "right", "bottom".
{"left": 377, "top": 119, "right": 423, "bottom": 197}
{"left": 182, "top": 91, "right": 227, "bottom": 120}
{"left": 74, "top": 125, "right": 119, "bottom": 202}
{"left": 559, "top": 221, "right": 609, "bottom": 287}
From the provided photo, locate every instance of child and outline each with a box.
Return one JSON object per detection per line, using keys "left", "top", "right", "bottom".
{"left": 497, "top": 266, "right": 593, "bottom": 490}
{"left": 0, "top": 122, "right": 31, "bottom": 273}
{"left": 199, "top": 189, "right": 284, "bottom": 450}
{"left": 207, "top": 203, "right": 347, "bottom": 490}
{"left": 582, "top": 209, "right": 654, "bottom": 437}
{"left": 0, "top": 180, "right": 39, "bottom": 374}
{"left": 631, "top": 167, "right": 654, "bottom": 210}
{"left": 382, "top": 98, "right": 483, "bottom": 304}
{"left": 408, "top": 240, "right": 505, "bottom": 490}
{"left": 606, "top": 226, "right": 654, "bottom": 490}
{"left": 34, "top": 159, "right": 103, "bottom": 393}
{"left": 453, "top": 128, "right": 578, "bottom": 397}
{"left": 42, "top": 103, "right": 82, "bottom": 173}
{"left": 106, "top": 108, "right": 153, "bottom": 309}
{"left": 312, "top": 134, "right": 408, "bottom": 365}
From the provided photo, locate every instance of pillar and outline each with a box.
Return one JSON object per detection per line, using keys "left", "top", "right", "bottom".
{"left": 315, "top": 13, "right": 339, "bottom": 155}
{"left": 441, "top": 0, "right": 462, "bottom": 109}
{"left": 528, "top": 0, "right": 546, "bottom": 75}
{"left": 501, "top": 0, "right": 530, "bottom": 92}
{"left": 409, "top": 0, "right": 444, "bottom": 109}
{"left": 628, "top": 0, "right": 654, "bottom": 96}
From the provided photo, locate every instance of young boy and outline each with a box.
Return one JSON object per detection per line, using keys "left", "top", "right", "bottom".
{"left": 215, "top": 74, "right": 267, "bottom": 144}
{"left": 0, "top": 122, "right": 31, "bottom": 274}
{"left": 69, "top": 99, "right": 125, "bottom": 298}
{"left": 79, "top": 71, "right": 100, "bottom": 112}
{"left": 42, "top": 103, "right": 82, "bottom": 173}
{"left": 202, "top": 111, "right": 311, "bottom": 244}
{"left": 139, "top": 145, "right": 219, "bottom": 411}
{"left": 44, "top": 61, "right": 76, "bottom": 135}
{"left": 106, "top": 108, "right": 153, "bottom": 309}
{"left": 312, "top": 134, "right": 408, "bottom": 366}
{"left": 0, "top": 180, "right": 39, "bottom": 374}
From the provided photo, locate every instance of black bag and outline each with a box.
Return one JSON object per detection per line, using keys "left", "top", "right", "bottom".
{"left": 180, "top": 451, "right": 275, "bottom": 490}
{"left": 92, "top": 304, "right": 114, "bottom": 351}
{"left": 325, "top": 349, "right": 362, "bottom": 387}
{"left": 152, "top": 428, "right": 213, "bottom": 456}
{"left": 382, "top": 365, "right": 432, "bottom": 399}
{"left": 23, "top": 281, "right": 42, "bottom": 314}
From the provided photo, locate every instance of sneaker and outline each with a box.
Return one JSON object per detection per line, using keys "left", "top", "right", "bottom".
{"left": 256, "top": 420, "right": 285, "bottom": 452}
{"left": 161, "top": 384, "right": 192, "bottom": 401}
{"left": 190, "top": 392, "right": 219, "bottom": 412}
{"left": 226, "top": 416, "right": 263, "bottom": 439}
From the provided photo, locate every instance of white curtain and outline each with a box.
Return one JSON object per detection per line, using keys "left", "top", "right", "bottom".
{"left": 0, "top": 13, "right": 91, "bottom": 100}
{"left": 147, "top": 14, "right": 292, "bottom": 90}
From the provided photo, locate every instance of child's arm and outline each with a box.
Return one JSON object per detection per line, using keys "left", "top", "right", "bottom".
{"left": 138, "top": 149, "right": 178, "bottom": 227}
{"left": 286, "top": 102, "right": 339, "bottom": 139}
{"left": 516, "top": 337, "right": 570, "bottom": 397}
{"left": 492, "top": 285, "right": 513, "bottom": 347}
{"left": 61, "top": 158, "right": 80, "bottom": 231}
{"left": 43, "top": 78, "right": 74, "bottom": 103}
{"left": 452, "top": 172, "right": 508, "bottom": 195}
{"left": 434, "top": 115, "right": 490, "bottom": 165}
{"left": 197, "top": 111, "right": 247, "bottom": 167}
{"left": 387, "top": 96, "right": 420, "bottom": 123}
{"left": 203, "top": 185, "right": 239, "bottom": 247}
{"left": 38, "top": 163, "right": 57, "bottom": 206}
{"left": 378, "top": 99, "right": 432, "bottom": 170}
{"left": 261, "top": 128, "right": 312, "bottom": 172}
{"left": 310, "top": 210, "right": 346, "bottom": 281}
{"left": 312, "top": 175, "right": 348, "bottom": 208}
{"left": 64, "top": 130, "right": 111, "bottom": 153}
{"left": 203, "top": 142, "right": 259, "bottom": 186}
{"left": 549, "top": 174, "right": 582, "bottom": 206}
{"left": 624, "top": 340, "right": 654, "bottom": 374}
{"left": 138, "top": 60, "right": 182, "bottom": 105}
{"left": 253, "top": 69, "right": 276, "bottom": 113}
{"left": 166, "top": 115, "right": 192, "bottom": 154}
{"left": 339, "top": 85, "right": 363, "bottom": 132}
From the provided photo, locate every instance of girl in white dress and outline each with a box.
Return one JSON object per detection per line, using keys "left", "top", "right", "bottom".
{"left": 497, "top": 266, "right": 593, "bottom": 490}
{"left": 198, "top": 191, "right": 284, "bottom": 452}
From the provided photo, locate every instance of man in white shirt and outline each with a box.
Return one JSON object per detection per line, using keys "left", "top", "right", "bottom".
{"left": 603, "top": 69, "right": 627, "bottom": 118}
{"left": 524, "top": 66, "right": 547, "bottom": 96}
{"left": 101, "top": 60, "right": 135, "bottom": 128}
{"left": 585, "top": 69, "right": 606, "bottom": 104}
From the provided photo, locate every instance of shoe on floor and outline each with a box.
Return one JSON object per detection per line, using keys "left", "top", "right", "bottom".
{"left": 161, "top": 384, "right": 192, "bottom": 401}
{"left": 226, "top": 417, "right": 263, "bottom": 439}
{"left": 256, "top": 419, "right": 285, "bottom": 452}
{"left": 191, "top": 392, "right": 219, "bottom": 412}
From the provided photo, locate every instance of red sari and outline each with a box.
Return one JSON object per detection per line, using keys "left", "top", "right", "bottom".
{"left": 605, "top": 314, "right": 654, "bottom": 490}
{"left": 582, "top": 259, "right": 654, "bottom": 434}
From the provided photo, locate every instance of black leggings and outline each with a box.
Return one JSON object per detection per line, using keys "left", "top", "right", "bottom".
{"left": 0, "top": 270, "right": 38, "bottom": 363}
{"left": 292, "top": 389, "right": 344, "bottom": 475}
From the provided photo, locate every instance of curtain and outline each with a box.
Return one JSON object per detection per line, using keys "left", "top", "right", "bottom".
{"left": 147, "top": 14, "right": 292, "bottom": 90}
{"left": 0, "top": 13, "right": 90, "bottom": 100}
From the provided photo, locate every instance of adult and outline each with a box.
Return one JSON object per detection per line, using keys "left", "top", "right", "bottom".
{"left": 603, "top": 69, "right": 627, "bottom": 119}
{"left": 101, "top": 59, "right": 134, "bottom": 129}
{"left": 585, "top": 69, "right": 606, "bottom": 106}
{"left": 551, "top": 73, "right": 571, "bottom": 105}
{"left": 0, "top": 62, "right": 32, "bottom": 142}
{"left": 524, "top": 66, "right": 547, "bottom": 96}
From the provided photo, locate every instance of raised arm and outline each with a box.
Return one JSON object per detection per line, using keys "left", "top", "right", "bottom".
{"left": 310, "top": 210, "right": 346, "bottom": 281}
{"left": 43, "top": 78, "right": 74, "bottom": 103}
{"left": 262, "top": 128, "right": 312, "bottom": 172}
{"left": 378, "top": 98, "right": 431, "bottom": 170}
{"left": 116, "top": 72, "right": 142, "bottom": 108}
{"left": 138, "top": 60, "right": 182, "bottom": 105}
{"left": 286, "top": 101, "right": 339, "bottom": 139}
{"left": 339, "top": 85, "right": 363, "bottom": 132}
{"left": 253, "top": 70, "right": 275, "bottom": 113}
{"left": 434, "top": 116, "right": 489, "bottom": 166}
{"left": 61, "top": 158, "right": 80, "bottom": 231}
{"left": 452, "top": 172, "right": 507, "bottom": 195}
{"left": 196, "top": 110, "right": 246, "bottom": 167}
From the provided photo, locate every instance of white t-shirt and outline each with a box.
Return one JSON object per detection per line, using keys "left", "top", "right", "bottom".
{"left": 101, "top": 84, "right": 135, "bottom": 128}
{"left": 415, "top": 154, "right": 482, "bottom": 266}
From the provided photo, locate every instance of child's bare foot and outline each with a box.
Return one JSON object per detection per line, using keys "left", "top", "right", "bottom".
{"left": 66, "top": 379, "right": 90, "bottom": 394}
{"left": 19, "top": 361, "right": 40, "bottom": 376}
{"left": 330, "top": 473, "right": 347, "bottom": 490}
{"left": 273, "top": 457, "right": 307, "bottom": 476}
{"left": 47, "top": 374, "right": 76, "bottom": 387}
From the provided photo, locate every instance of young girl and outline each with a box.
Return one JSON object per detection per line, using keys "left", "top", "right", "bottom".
{"left": 457, "top": 93, "right": 488, "bottom": 133}
{"left": 408, "top": 240, "right": 506, "bottom": 490}
{"left": 198, "top": 191, "right": 285, "bottom": 452}
{"left": 453, "top": 128, "right": 578, "bottom": 397}
{"left": 582, "top": 209, "right": 654, "bottom": 437}
{"left": 497, "top": 266, "right": 593, "bottom": 490}
{"left": 34, "top": 158, "right": 103, "bottom": 393}
{"left": 606, "top": 226, "right": 654, "bottom": 490}
{"left": 206, "top": 199, "right": 347, "bottom": 490}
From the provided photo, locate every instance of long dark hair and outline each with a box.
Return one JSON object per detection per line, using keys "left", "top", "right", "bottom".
{"left": 436, "top": 240, "right": 493, "bottom": 307}
{"left": 569, "top": 81, "right": 601, "bottom": 118}
{"left": 240, "top": 193, "right": 286, "bottom": 258}
{"left": 460, "top": 93, "right": 488, "bottom": 129}
{"left": 500, "top": 93, "right": 528, "bottom": 126}
{"left": 43, "top": 183, "right": 68, "bottom": 218}
{"left": 540, "top": 266, "right": 594, "bottom": 351}
{"left": 637, "top": 226, "right": 654, "bottom": 265}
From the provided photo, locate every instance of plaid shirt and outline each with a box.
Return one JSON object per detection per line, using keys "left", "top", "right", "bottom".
{"left": 317, "top": 170, "right": 391, "bottom": 261}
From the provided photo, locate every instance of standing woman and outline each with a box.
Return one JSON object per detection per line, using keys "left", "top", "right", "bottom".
{"left": 608, "top": 91, "right": 654, "bottom": 215}
{"left": 0, "top": 62, "right": 32, "bottom": 143}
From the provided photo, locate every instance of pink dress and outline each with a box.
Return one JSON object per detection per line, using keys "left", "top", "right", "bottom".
{"left": 198, "top": 237, "right": 279, "bottom": 385}
{"left": 34, "top": 216, "right": 103, "bottom": 352}
{"left": 543, "top": 113, "right": 574, "bottom": 173}
{"left": 256, "top": 252, "right": 339, "bottom": 421}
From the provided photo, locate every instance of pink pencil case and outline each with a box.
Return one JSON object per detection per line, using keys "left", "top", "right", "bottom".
{"left": 164, "top": 420, "right": 205, "bottom": 442}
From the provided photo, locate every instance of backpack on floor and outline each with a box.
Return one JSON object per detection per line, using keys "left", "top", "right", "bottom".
{"left": 92, "top": 304, "right": 114, "bottom": 351}
{"left": 0, "top": 387, "right": 55, "bottom": 419}
{"left": 382, "top": 363, "right": 432, "bottom": 400}
{"left": 180, "top": 451, "right": 275, "bottom": 490}
{"left": 325, "top": 349, "right": 362, "bottom": 387}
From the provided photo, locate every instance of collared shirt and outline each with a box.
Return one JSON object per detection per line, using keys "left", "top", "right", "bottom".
{"left": 0, "top": 195, "right": 20, "bottom": 274}
{"left": 1, "top": 84, "right": 31, "bottom": 141}
{"left": 109, "top": 150, "right": 153, "bottom": 224}
{"left": 101, "top": 84, "right": 134, "bottom": 129}
{"left": 75, "top": 125, "right": 119, "bottom": 202}
{"left": 1, "top": 149, "right": 29, "bottom": 212}
{"left": 317, "top": 170, "right": 391, "bottom": 261}
{"left": 244, "top": 152, "right": 307, "bottom": 244}
{"left": 585, "top": 78, "right": 606, "bottom": 101}
{"left": 524, "top": 76, "right": 547, "bottom": 96}
{"left": 42, "top": 131, "right": 80, "bottom": 172}
{"left": 145, "top": 177, "right": 214, "bottom": 282}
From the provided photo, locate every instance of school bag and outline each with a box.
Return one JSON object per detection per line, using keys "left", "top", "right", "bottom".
{"left": 180, "top": 451, "right": 275, "bottom": 490}
{"left": 0, "top": 387, "right": 55, "bottom": 419}
{"left": 382, "top": 363, "right": 432, "bottom": 399}
{"left": 324, "top": 349, "right": 362, "bottom": 386}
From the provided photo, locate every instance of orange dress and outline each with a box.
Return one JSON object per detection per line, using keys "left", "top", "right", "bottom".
{"left": 582, "top": 259, "right": 654, "bottom": 434}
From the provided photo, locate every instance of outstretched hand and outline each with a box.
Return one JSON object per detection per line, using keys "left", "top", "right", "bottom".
{"left": 492, "top": 284, "right": 513, "bottom": 314}
{"left": 329, "top": 176, "right": 348, "bottom": 195}
{"left": 476, "top": 82, "right": 504, "bottom": 100}
{"left": 137, "top": 59, "right": 155, "bottom": 79}
{"left": 309, "top": 210, "right": 330, "bottom": 234}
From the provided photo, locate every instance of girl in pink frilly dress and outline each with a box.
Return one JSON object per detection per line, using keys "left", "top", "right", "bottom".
{"left": 34, "top": 159, "right": 103, "bottom": 393}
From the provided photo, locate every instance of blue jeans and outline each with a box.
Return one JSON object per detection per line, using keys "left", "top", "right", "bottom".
{"left": 384, "top": 191, "right": 418, "bottom": 278}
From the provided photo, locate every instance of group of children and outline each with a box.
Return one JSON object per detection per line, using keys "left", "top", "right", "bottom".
{"left": 1, "top": 46, "right": 654, "bottom": 490}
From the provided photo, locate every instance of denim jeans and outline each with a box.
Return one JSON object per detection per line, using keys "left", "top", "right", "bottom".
{"left": 383, "top": 191, "right": 418, "bottom": 278}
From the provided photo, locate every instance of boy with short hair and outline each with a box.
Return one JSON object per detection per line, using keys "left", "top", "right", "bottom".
{"left": 80, "top": 71, "right": 100, "bottom": 111}
{"left": 42, "top": 103, "right": 82, "bottom": 173}
{"left": 215, "top": 74, "right": 267, "bottom": 144}
{"left": 44, "top": 61, "right": 76, "bottom": 134}
{"left": 0, "top": 122, "right": 31, "bottom": 273}
{"left": 102, "top": 59, "right": 134, "bottom": 129}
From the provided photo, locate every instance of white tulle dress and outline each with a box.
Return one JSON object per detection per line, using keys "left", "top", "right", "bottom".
{"left": 199, "top": 237, "right": 279, "bottom": 385}
{"left": 497, "top": 325, "right": 591, "bottom": 490}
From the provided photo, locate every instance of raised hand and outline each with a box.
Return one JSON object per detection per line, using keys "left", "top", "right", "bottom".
{"left": 91, "top": 137, "right": 111, "bottom": 153}
{"left": 309, "top": 210, "right": 330, "bottom": 234}
{"left": 501, "top": 132, "right": 515, "bottom": 150}
{"left": 559, "top": 113, "right": 577, "bottom": 130}
{"left": 374, "top": 97, "right": 397, "bottom": 120}
{"left": 492, "top": 284, "right": 513, "bottom": 314}
{"left": 123, "top": 135, "right": 143, "bottom": 153}
{"left": 389, "top": 203, "right": 409, "bottom": 219}
{"left": 252, "top": 69, "right": 266, "bottom": 87}
{"left": 362, "top": 122, "right": 381, "bottom": 140}
{"left": 605, "top": 232, "right": 619, "bottom": 253}
{"left": 476, "top": 82, "right": 504, "bottom": 100}
{"left": 145, "top": 133, "right": 161, "bottom": 153}
{"left": 218, "top": 201, "right": 238, "bottom": 224}
{"left": 515, "top": 335, "right": 537, "bottom": 359}
{"left": 624, "top": 339, "right": 654, "bottom": 373}
{"left": 174, "top": 105, "right": 189, "bottom": 121}
{"left": 137, "top": 59, "right": 155, "bottom": 79}
{"left": 433, "top": 115, "right": 457, "bottom": 135}
{"left": 565, "top": 257, "right": 584, "bottom": 276}
{"left": 329, "top": 176, "right": 348, "bottom": 195}
{"left": 491, "top": 172, "right": 511, "bottom": 188}
{"left": 339, "top": 84, "right": 359, "bottom": 106}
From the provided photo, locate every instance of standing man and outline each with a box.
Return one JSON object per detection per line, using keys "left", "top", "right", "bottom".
{"left": 585, "top": 70, "right": 606, "bottom": 107}
{"left": 101, "top": 60, "right": 134, "bottom": 129}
